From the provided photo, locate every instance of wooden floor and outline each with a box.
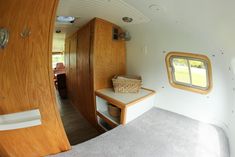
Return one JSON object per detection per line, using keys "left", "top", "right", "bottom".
{"left": 56, "top": 92, "right": 100, "bottom": 145}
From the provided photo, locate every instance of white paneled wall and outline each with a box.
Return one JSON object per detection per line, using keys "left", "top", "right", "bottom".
{"left": 124, "top": 17, "right": 235, "bottom": 157}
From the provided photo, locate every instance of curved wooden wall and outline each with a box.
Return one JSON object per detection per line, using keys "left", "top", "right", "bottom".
{"left": 0, "top": 0, "right": 70, "bottom": 156}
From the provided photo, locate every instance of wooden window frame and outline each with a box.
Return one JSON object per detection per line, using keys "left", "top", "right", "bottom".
{"left": 165, "top": 52, "right": 213, "bottom": 94}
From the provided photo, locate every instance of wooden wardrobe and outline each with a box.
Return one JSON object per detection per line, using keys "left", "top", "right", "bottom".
{"left": 64, "top": 18, "right": 126, "bottom": 126}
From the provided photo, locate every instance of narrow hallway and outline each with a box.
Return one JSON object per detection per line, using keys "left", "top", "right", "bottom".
{"left": 56, "top": 94, "right": 100, "bottom": 145}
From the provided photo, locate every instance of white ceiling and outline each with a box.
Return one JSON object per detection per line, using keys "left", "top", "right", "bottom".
{"left": 53, "top": 0, "right": 152, "bottom": 52}
{"left": 55, "top": 0, "right": 150, "bottom": 35}
{"left": 53, "top": 0, "right": 235, "bottom": 52}
{"left": 123, "top": 0, "right": 235, "bottom": 40}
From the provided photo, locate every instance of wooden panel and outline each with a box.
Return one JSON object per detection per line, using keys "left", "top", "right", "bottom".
{"left": 64, "top": 18, "right": 126, "bottom": 126}
{"left": 76, "top": 23, "right": 96, "bottom": 124}
{"left": 64, "top": 38, "right": 70, "bottom": 80}
{"left": 93, "top": 18, "right": 126, "bottom": 90}
{"left": 0, "top": 0, "right": 70, "bottom": 156}
{"left": 64, "top": 38, "right": 71, "bottom": 100}
{"left": 68, "top": 33, "right": 78, "bottom": 103}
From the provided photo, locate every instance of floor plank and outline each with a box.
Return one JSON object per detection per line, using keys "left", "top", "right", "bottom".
{"left": 56, "top": 93, "right": 100, "bottom": 145}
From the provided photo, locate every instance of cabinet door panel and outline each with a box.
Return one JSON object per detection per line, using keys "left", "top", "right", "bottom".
{"left": 93, "top": 19, "right": 126, "bottom": 90}
{"left": 77, "top": 24, "right": 96, "bottom": 123}
{"left": 0, "top": 0, "right": 70, "bottom": 156}
{"left": 65, "top": 38, "right": 71, "bottom": 93}
{"left": 68, "top": 34, "right": 78, "bottom": 103}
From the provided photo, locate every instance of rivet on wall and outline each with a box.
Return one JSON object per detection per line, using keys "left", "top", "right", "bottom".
{"left": 219, "top": 48, "right": 224, "bottom": 53}
{"left": 162, "top": 51, "right": 167, "bottom": 54}
{"left": 175, "top": 20, "right": 180, "bottom": 24}
{"left": 212, "top": 54, "right": 215, "bottom": 57}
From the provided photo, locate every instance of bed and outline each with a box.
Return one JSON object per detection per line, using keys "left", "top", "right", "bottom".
{"left": 50, "top": 107, "right": 229, "bottom": 157}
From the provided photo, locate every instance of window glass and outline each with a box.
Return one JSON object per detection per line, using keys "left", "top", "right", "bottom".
{"left": 172, "top": 58, "right": 190, "bottom": 84}
{"left": 189, "top": 60, "right": 207, "bottom": 88}
{"left": 52, "top": 54, "right": 64, "bottom": 68}
{"left": 166, "top": 52, "right": 212, "bottom": 94}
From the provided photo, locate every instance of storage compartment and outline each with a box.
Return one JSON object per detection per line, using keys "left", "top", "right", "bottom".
{"left": 96, "top": 96, "right": 120, "bottom": 125}
{"left": 108, "top": 104, "right": 121, "bottom": 117}
{"left": 97, "top": 116, "right": 113, "bottom": 131}
{"left": 95, "top": 88, "right": 156, "bottom": 125}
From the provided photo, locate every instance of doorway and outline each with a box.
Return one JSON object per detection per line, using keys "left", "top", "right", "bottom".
{"left": 52, "top": 24, "right": 100, "bottom": 145}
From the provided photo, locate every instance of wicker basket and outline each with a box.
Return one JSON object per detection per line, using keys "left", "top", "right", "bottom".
{"left": 112, "top": 75, "right": 142, "bottom": 93}
{"left": 108, "top": 104, "right": 121, "bottom": 117}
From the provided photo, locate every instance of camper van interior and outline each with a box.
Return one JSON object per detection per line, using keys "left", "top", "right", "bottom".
{"left": 0, "top": 0, "right": 235, "bottom": 157}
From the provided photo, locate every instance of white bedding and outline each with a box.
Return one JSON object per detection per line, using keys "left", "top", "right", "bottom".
{"left": 50, "top": 107, "right": 229, "bottom": 157}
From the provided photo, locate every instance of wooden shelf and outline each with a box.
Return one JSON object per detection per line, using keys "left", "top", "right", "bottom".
{"left": 95, "top": 87, "right": 156, "bottom": 128}
{"left": 95, "top": 88, "right": 155, "bottom": 108}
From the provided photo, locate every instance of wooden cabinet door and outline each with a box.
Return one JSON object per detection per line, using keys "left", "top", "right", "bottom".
{"left": 64, "top": 38, "right": 71, "bottom": 90}
{"left": 68, "top": 33, "right": 78, "bottom": 104}
{"left": 93, "top": 19, "right": 126, "bottom": 90}
{"left": 0, "top": 0, "right": 70, "bottom": 156}
{"left": 77, "top": 24, "right": 96, "bottom": 124}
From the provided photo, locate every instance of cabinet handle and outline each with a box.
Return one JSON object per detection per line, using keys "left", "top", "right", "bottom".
{"left": 0, "top": 109, "right": 41, "bottom": 131}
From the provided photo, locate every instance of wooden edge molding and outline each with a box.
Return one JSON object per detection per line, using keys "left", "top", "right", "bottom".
{"left": 126, "top": 89, "right": 156, "bottom": 107}
{"left": 95, "top": 88, "right": 156, "bottom": 108}
{"left": 48, "top": 0, "right": 71, "bottom": 151}
{"left": 120, "top": 107, "right": 127, "bottom": 125}
{"left": 141, "top": 87, "right": 156, "bottom": 93}
{"left": 165, "top": 52, "right": 213, "bottom": 94}
{"left": 95, "top": 91, "right": 126, "bottom": 109}
{"left": 52, "top": 51, "right": 63, "bottom": 55}
{"left": 95, "top": 88, "right": 156, "bottom": 125}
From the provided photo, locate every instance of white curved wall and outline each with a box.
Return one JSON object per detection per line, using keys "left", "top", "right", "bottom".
{"left": 125, "top": 20, "right": 235, "bottom": 157}
{"left": 57, "top": 0, "right": 235, "bottom": 155}
{"left": 124, "top": 0, "right": 235, "bottom": 156}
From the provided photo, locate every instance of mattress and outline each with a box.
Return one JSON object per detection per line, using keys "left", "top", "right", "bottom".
{"left": 50, "top": 107, "right": 229, "bottom": 157}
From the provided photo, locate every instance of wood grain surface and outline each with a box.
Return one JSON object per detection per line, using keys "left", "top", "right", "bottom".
{"left": 0, "top": 0, "right": 70, "bottom": 156}
{"left": 65, "top": 18, "right": 126, "bottom": 126}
